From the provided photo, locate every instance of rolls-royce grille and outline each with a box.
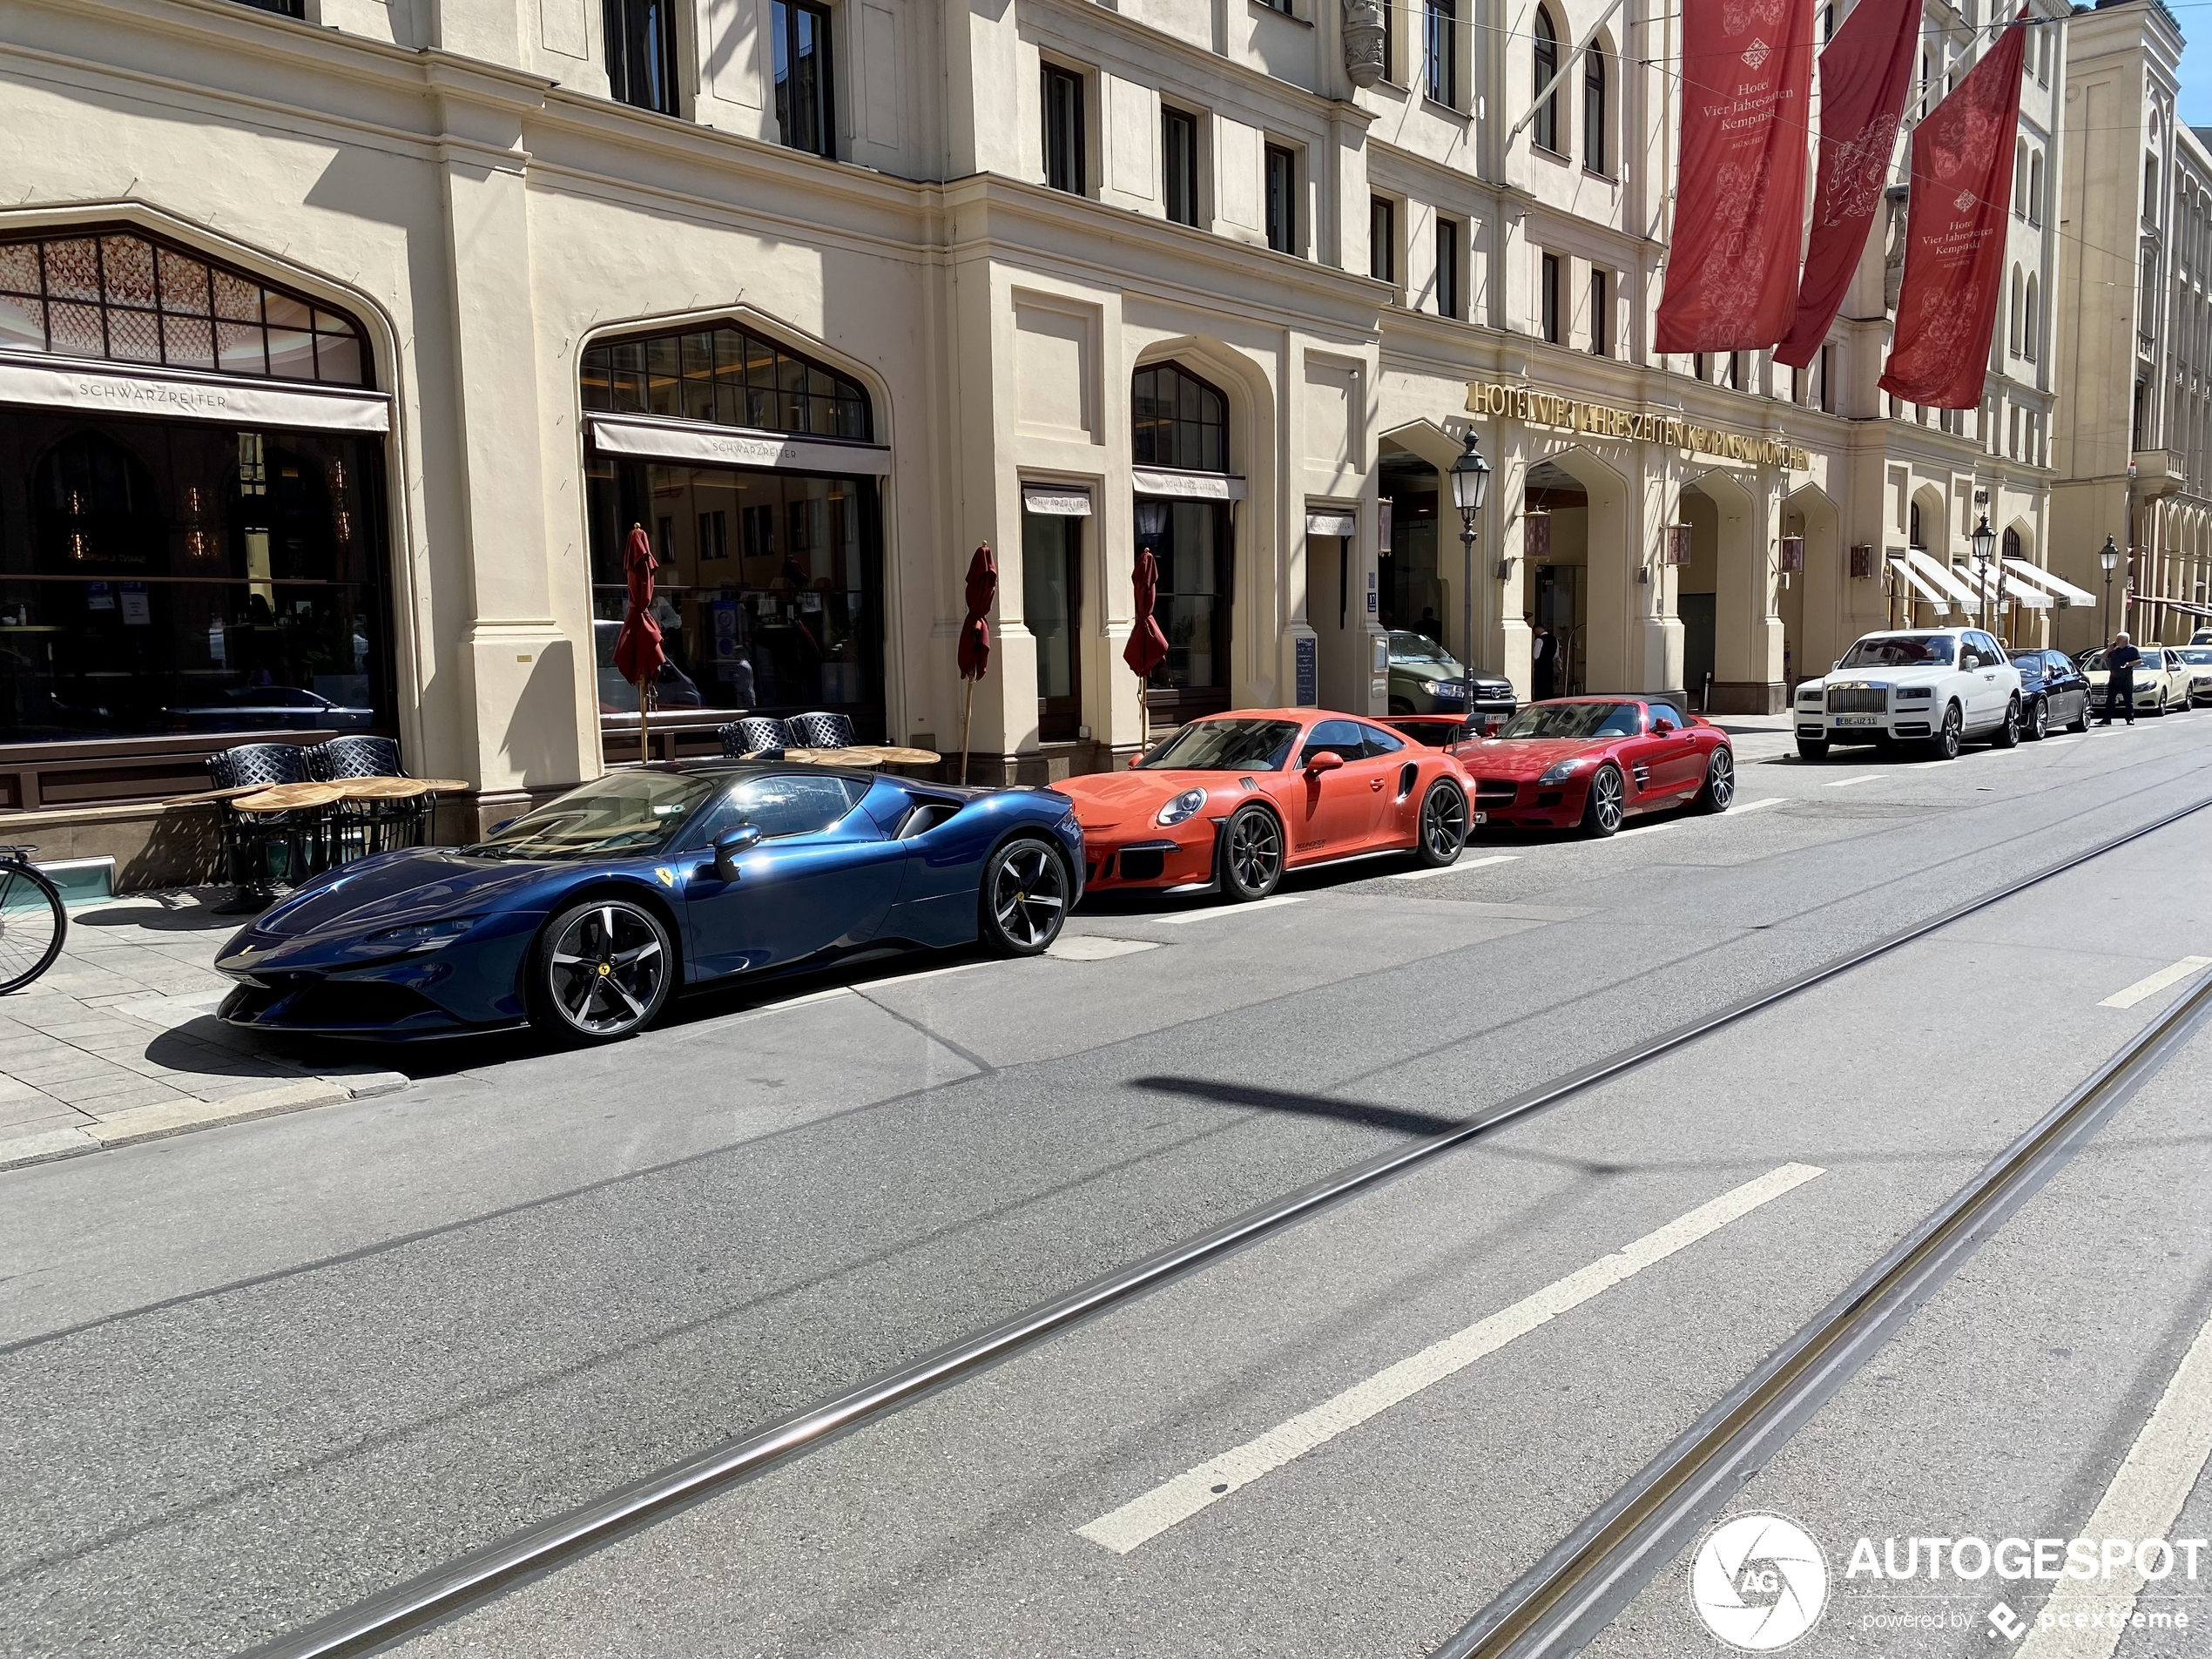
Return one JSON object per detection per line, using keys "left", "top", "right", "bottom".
{"left": 1825, "top": 685, "right": 1888, "bottom": 714}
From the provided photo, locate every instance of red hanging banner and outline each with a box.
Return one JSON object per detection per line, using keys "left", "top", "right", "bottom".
{"left": 1879, "top": 17, "right": 2030, "bottom": 408}
{"left": 1775, "top": 0, "right": 1920, "bottom": 368}
{"left": 1654, "top": 0, "right": 1816, "bottom": 354}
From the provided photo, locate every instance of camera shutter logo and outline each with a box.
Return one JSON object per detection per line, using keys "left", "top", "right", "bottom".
{"left": 1689, "top": 1514, "right": 1829, "bottom": 1650}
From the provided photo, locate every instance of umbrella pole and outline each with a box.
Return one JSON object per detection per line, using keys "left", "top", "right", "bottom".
{"left": 637, "top": 679, "right": 651, "bottom": 765}
{"left": 959, "top": 676, "right": 975, "bottom": 786}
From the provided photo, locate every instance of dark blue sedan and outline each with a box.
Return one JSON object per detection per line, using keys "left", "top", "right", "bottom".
{"left": 215, "top": 764, "right": 1083, "bottom": 1043}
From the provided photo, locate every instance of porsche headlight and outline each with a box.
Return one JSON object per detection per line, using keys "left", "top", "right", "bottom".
{"left": 1156, "top": 788, "right": 1208, "bottom": 826}
{"left": 369, "top": 916, "right": 482, "bottom": 951}
{"left": 1538, "top": 757, "right": 1598, "bottom": 786}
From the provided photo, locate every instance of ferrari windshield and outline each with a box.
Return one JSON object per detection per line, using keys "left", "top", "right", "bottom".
{"left": 1137, "top": 718, "right": 1301, "bottom": 772}
{"left": 465, "top": 771, "right": 720, "bottom": 860}
{"left": 1841, "top": 634, "right": 1955, "bottom": 667}
{"left": 1496, "top": 702, "right": 1642, "bottom": 739}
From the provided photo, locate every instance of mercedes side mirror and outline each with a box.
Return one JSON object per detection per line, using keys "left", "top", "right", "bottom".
{"left": 1305, "top": 750, "right": 1345, "bottom": 774}
{"left": 711, "top": 822, "right": 763, "bottom": 880}
{"left": 1650, "top": 718, "right": 1676, "bottom": 737}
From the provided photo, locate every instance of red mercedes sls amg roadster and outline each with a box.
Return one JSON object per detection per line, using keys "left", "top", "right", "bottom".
{"left": 1056, "top": 710, "right": 1473, "bottom": 901}
{"left": 1452, "top": 697, "right": 1736, "bottom": 835}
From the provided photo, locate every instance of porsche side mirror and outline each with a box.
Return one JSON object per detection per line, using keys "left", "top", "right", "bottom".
{"left": 1128, "top": 753, "right": 1143, "bottom": 768}
{"left": 711, "top": 823, "right": 763, "bottom": 880}
{"left": 1650, "top": 718, "right": 1676, "bottom": 736}
{"left": 1305, "top": 750, "right": 1345, "bottom": 774}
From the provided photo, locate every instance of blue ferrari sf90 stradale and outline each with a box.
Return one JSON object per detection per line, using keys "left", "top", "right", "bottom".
{"left": 215, "top": 764, "right": 1083, "bottom": 1044}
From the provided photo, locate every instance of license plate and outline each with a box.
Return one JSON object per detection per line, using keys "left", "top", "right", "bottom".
{"left": 1833, "top": 714, "right": 1878, "bottom": 727}
{"left": 1471, "top": 811, "right": 1487, "bottom": 825}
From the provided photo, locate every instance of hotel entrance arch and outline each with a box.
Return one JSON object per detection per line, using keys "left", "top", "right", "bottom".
{"left": 1781, "top": 482, "right": 1842, "bottom": 691}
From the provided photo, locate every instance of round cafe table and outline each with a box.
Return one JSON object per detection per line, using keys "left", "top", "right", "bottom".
{"left": 413, "top": 779, "right": 471, "bottom": 792}
{"left": 863, "top": 745, "right": 941, "bottom": 766}
{"left": 232, "top": 782, "right": 345, "bottom": 813}
{"left": 334, "top": 777, "right": 433, "bottom": 802}
{"left": 782, "top": 747, "right": 874, "bottom": 766}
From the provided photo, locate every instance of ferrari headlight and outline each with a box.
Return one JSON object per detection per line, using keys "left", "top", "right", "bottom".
{"left": 369, "top": 916, "right": 482, "bottom": 951}
{"left": 1538, "top": 757, "right": 1598, "bottom": 786}
{"left": 1156, "top": 788, "right": 1208, "bottom": 826}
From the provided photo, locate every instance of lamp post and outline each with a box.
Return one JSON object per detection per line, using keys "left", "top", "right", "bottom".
{"left": 2099, "top": 535, "right": 2121, "bottom": 644}
{"left": 1448, "top": 430, "right": 1491, "bottom": 738}
{"left": 1972, "top": 515, "right": 1996, "bottom": 633}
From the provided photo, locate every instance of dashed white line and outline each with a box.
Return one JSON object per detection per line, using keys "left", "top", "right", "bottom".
{"left": 1154, "top": 895, "right": 1309, "bottom": 925}
{"left": 1075, "top": 1162, "right": 1827, "bottom": 1555}
{"left": 1731, "top": 797, "right": 1789, "bottom": 813}
{"left": 2096, "top": 955, "right": 2212, "bottom": 1010}
{"left": 1824, "top": 773, "right": 1885, "bottom": 788}
{"left": 1389, "top": 854, "right": 1521, "bottom": 881}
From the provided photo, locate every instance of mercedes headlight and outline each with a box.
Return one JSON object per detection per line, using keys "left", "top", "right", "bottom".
{"left": 369, "top": 916, "right": 482, "bottom": 951}
{"left": 1538, "top": 757, "right": 1598, "bottom": 786}
{"left": 1156, "top": 788, "right": 1208, "bottom": 827}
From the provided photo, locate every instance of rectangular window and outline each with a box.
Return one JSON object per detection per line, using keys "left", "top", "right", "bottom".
{"left": 1541, "top": 252, "right": 1561, "bottom": 344}
{"left": 1042, "top": 64, "right": 1086, "bottom": 194}
{"left": 609, "top": 0, "right": 685, "bottom": 118}
{"left": 1426, "top": 0, "right": 1458, "bottom": 106}
{"left": 1024, "top": 509, "right": 1083, "bottom": 741}
{"left": 233, "top": 0, "right": 307, "bottom": 13}
{"left": 1437, "top": 218, "right": 1461, "bottom": 317}
{"left": 1588, "top": 268, "right": 1608, "bottom": 355}
{"left": 1818, "top": 343, "right": 1835, "bottom": 412}
{"left": 1265, "top": 144, "right": 1298, "bottom": 254}
{"left": 1371, "top": 197, "right": 1396, "bottom": 285}
{"left": 1163, "top": 107, "right": 1200, "bottom": 226}
{"left": 772, "top": 0, "right": 834, "bottom": 154}
{"left": 1695, "top": 352, "right": 1709, "bottom": 381}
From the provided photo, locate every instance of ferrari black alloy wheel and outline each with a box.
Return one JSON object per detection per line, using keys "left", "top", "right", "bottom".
{"left": 1581, "top": 764, "right": 1626, "bottom": 837}
{"left": 980, "top": 838, "right": 1069, "bottom": 956}
{"left": 1415, "top": 781, "right": 1468, "bottom": 867}
{"left": 531, "top": 897, "right": 673, "bottom": 1043}
{"left": 1694, "top": 745, "right": 1736, "bottom": 813}
{"left": 1218, "top": 803, "right": 1284, "bottom": 901}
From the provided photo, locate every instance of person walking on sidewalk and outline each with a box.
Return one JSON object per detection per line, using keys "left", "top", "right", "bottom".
{"left": 2097, "top": 631, "right": 2141, "bottom": 726}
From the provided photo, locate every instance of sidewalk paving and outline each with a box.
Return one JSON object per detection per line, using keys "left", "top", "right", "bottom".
{"left": 0, "top": 887, "right": 406, "bottom": 1173}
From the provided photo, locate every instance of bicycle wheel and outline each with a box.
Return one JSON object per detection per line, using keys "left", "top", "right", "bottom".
{"left": 0, "top": 864, "right": 67, "bottom": 995}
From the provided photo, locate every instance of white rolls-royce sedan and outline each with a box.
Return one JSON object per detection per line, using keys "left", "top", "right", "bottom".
{"left": 1791, "top": 628, "right": 2025, "bottom": 761}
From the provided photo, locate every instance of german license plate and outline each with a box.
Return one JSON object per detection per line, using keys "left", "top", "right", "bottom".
{"left": 1833, "top": 714, "right": 1878, "bottom": 727}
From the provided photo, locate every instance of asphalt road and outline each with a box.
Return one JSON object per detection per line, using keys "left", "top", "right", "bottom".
{"left": 3, "top": 714, "right": 2210, "bottom": 1659}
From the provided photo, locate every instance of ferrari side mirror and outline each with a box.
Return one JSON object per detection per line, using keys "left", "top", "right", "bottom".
{"left": 712, "top": 822, "right": 763, "bottom": 880}
{"left": 1305, "top": 751, "right": 1345, "bottom": 774}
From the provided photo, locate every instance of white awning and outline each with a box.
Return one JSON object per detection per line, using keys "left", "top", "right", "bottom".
{"left": 1305, "top": 510, "right": 1359, "bottom": 537}
{"left": 1022, "top": 484, "right": 1093, "bottom": 516}
{"left": 1973, "top": 565, "right": 2050, "bottom": 608}
{"left": 1903, "top": 548, "right": 1979, "bottom": 610}
{"left": 1133, "top": 467, "right": 1248, "bottom": 501}
{"left": 589, "top": 414, "right": 892, "bottom": 475}
{"left": 0, "top": 351, "right": 391, "bottom": 433}
{"left": 1892, "top": 554, "right": 1953, "bottom": 608}
{"left": 2004, "top": 557, "right": 2097, "bottom": 607}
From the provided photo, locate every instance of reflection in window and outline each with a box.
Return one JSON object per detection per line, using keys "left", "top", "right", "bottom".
{"left": 1163, "top": 107, "right": 1201, "bottom": 226}
{"left": 1136, "top": 497, "right": 1230, "bottom": 712}
{"left": 1132, "top": 362, "right": 1228, "bottom": 473}
{"left": 1426, "top": 0, "right": 1458, "bottom": 105}
{"left": 1023, "top": 510, "right": 1082, "bottom": 740}
{"left": 1043, "top": 64, "right": 1086, "bottom": 194}
{"left": 1532, "top": 8, "right": 1561, "bottom": 152}
{"left": 582, "top": 322, "right": 871, "bottom": 440}
{"left": 606, "top": 0, "right": 683, "bottom": 117}
{"left": 773, "top": 0, "right": 835, "bottom": 157}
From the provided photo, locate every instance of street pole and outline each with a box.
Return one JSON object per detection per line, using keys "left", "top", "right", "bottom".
{"left": 1461, "top": 519, "right": 1476, "bottom": 738}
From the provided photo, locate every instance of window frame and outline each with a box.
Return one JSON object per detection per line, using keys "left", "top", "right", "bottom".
{"left": 770, "top": 0, "right": 836, "bottom": 156}
{"left": 1264, "top": 142, "right": 1299, "bottom": 256}
{"left": 1584, "top": 45, "right": 1608, "bottom": 176}
{"left": 1426, "top": 0, "right": 1459, "bottom": 107}
{"left": 1041, "top": 60, "right": 1088, "bottom": 196}
{"left": 1540, "top": 251, "right": 1561, "bottom": 345}
{"left": 607, "top": 0, "right": 686, "bottom": 119}
{"left": 1588, "top": 267, "right": 1608, "bottom": 356}
{"left": 1162, "top": 105, "right": 1203, "bottom": 226}
{"left": 1370, "top": 195, "right": 1398, "bottom": 286}
{"left": 1436, "top": 216, "right": 1461, "bottom": 318}
{"left": 1532, "top": 8, "right": 1561, "bottom": 154}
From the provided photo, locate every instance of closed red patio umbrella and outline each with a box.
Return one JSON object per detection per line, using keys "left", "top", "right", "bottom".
{"left": 611, "top": 523, "right": 664, "bottom": 764}
{"left": 1124, "top": 547, "right": 1170, "bottom": 740}
{"left": 956, "top": 543, "right": 995, "bottom": 784}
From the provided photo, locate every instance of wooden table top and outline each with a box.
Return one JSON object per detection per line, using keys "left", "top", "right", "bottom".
{"left": 414, "top": 779, "right": 471, "bottom": 792}
{"left": 232, "top": 782, "right": 345, "bottom": 812}
{"left": 781, "top": 747, "right": 874, "bottom": 766}
{"left": 334, "top": 776, "right": 432, "bottom": 800}
{"left": 863, "top": 745, "right": 942, "bottom": 766}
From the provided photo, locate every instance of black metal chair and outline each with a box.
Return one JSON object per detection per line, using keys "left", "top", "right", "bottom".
{"left": 307, "top": 736, "right": 404, "bottom": 781}
{"left": 209, "top": 743, "right": 317, "bottom": 907}
{"left": 309, "top": 736, "right": 428, "bottom": 862}
{"left": 720, "top": 716, "right": 795, "bottom": 758}
{"left": 786, "top": 711, "right": 856, "bottom": 749}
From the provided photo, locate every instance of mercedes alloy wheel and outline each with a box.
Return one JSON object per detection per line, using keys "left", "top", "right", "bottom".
{"left": 1694, "top": 745, "right": 1736, "bottom": 813}
{"left": 1582, "top": 764, "right": 1626, "bottom": 837}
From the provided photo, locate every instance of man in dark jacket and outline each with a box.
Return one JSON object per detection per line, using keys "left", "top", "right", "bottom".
{"left": 1531, "top": 624, "right": 1557, "bottom": 700}
{"left": 2097, "top": 631, "right": 2141, "bottom": 725}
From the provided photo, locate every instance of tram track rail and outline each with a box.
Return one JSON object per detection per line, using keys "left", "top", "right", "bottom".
{"left": 246, "top": 788, "right": 2212, "bottom": 1659}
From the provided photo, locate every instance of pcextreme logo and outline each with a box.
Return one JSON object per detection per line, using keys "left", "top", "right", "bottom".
{"left": 1690, "top": 1514, "right": 1831, "bottom": 1650}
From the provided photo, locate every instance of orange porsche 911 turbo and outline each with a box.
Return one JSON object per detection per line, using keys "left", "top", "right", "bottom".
{"left": 1055, "top": 710, "right": 1472, "bottom": 903}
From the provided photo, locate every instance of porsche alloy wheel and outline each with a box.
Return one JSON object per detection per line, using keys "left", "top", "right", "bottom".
{"left": 532, "top": 898, "right": 672, "bottom": 1043}
{"left": 1219, "top": 804, "right": 1284, "bottom": 901}
{"left": 1694, "top": 745, "right": 1736, "bottom": 813}
{"left": 980, "top": 838, "right": 1068, "bottom": 956}
{"left": 1415, "top": 781, "right": 1468, "bottom": 867}
{"left": 1581, "top": 764, "right": 1626, "bottom": 838}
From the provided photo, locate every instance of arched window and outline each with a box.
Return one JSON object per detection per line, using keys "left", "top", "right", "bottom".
{"left": 1584, "top": 44, "right": 1608, "bottom": 175}
{"left": 2024, "top": 273, "right": 2040, "bottom": 361}
{"left": 1532, "top": 8, "right": 1561, "bottom": 153}
{"left": 1910, "top": 501, "right": 1924, "bottom": 550}
{"left": 582, "top": 320, "right": 871, "bottom": 439}
{"left": 0, "top": 227, "right": 369, "bottom": 386}
{"left": 2003, "top": 526, "right": 2022, "bottom": 564}
{"left": 2009, "top": 266, "right": 2024, "bottom": 356}
{"left": 1132, "top": 361, "right": 1228, "bottom": 472}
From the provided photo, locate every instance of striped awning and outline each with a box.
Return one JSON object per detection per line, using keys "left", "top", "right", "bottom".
{"left": 1902, "top": 548, "right": 1979, "bottom": 610}
{"left": 2004, "top": 558, "right": 2097, "bottom": 607}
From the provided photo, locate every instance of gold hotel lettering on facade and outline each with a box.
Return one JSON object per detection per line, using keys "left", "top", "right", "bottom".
{"left": 1466, "top": 382, "right": 1809, "bottom": 471}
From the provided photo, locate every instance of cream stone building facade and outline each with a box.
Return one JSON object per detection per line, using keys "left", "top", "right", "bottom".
{"left": 0, "top": 0, "right": 2082, "bottom": 881}
{"left": 2050, "top": 0, "right": 2212, "bottom": 649}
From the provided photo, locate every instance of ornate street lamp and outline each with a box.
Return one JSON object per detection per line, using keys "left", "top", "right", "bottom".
{"left": 2100, "top": 535, "right": 2122, "bottom": 643}
{"left": 1448, "top": 431, "right": 1490, "bottom": 738}
{"left": 1972, "top": 515, "right": 1996, "bottom": 631}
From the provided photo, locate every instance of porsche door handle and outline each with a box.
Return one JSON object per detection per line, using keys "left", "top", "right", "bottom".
{"left": 1369, "top": 779, "right": 1386, "bottom": 791}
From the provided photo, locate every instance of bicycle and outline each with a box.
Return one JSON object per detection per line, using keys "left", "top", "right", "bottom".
{"left": 0, "top": 846, "right": 67, "bottom": 995}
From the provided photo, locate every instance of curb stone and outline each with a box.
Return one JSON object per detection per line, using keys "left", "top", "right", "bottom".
{"left": 0, "top": 1070, "right": 411, "bottom": 1172}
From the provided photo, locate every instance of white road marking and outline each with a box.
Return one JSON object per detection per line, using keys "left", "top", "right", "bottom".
{"left": 2016, "top": 1305, "right": 2212, "bottom": 1659}
{"left": 1048, "top": 935, "right": 1162, "bottom": 961}
{"left": 1731, "top": 797, "right": 1789, "bottom": 813}
{"left": 1076, "top": 1162, "right": 1827, "bottom": 1555}
{"left": 1388, "top": 854, "right": 1520, "bottom": 882}
{"left": 1615, "top": 819, "right": 1678, "bottom": 839}
{"left": 864, "top": 960, "right": 996, "bottom": 988}
{"left": 2042, "top": 738, "right": 2080, "bottom": 746}
{"left": 1154, "top": 895, "right": 1309, "bottom": 926}
{"left": 1824, "top": 773, "right": 1885, "bottom": 788}
{"left": 2096, "top": 955, "right": 2212, "bottom": 1009}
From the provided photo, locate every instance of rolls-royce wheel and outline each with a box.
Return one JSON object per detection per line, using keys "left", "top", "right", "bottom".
{"left": 1217, "top": 803, "right": 1285, "bottom": 901}
{"left": 1929, "top": 702, "right": 1964, "bottom": 760}
{"left": 2026, "top": 697, "right": 2050, "bottom": 741}
{"left": 1796, "top": 738, "right": 1830, "bottom": 762}
{"left": 978, "top": 837, "right": 1069, "bottom": 956}
{"left": 1581, "top": 763, "right": 1626, "bottom": 838}
{"left": 529, "top": 897, "right": 673, "bottom": 1045}
{"left": 1692, "top": 745, "right": 1736, "bottom": 813}
{"left": 1992, "top": 697, "right": 2021, "bottom": 749}
{"left": 1414, "top": 780, "right": 1468, "bottom": 867}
